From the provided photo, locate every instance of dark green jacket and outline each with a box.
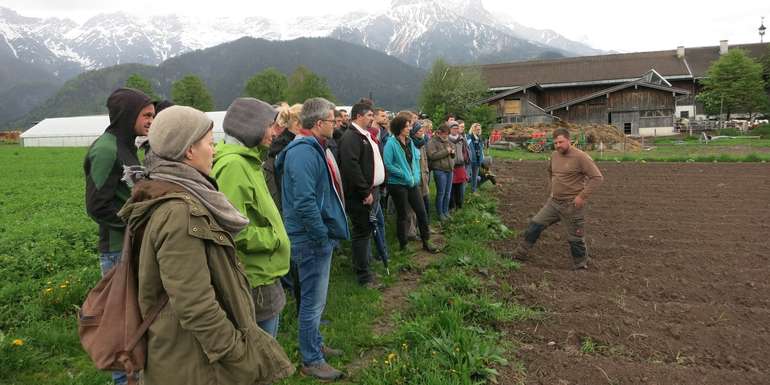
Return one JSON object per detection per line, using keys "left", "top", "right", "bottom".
{"left": 119, "top": 180, "right": 294, "bottom": 385}
{"left": 84, "top": 88, "right": 150, "bottom": 253}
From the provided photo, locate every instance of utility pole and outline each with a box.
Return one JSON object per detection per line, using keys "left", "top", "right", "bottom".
{"left": 761, "top": 17, "right": 766, "bottom": 43}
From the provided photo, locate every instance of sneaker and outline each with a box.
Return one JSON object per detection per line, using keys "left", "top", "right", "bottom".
{"left": 422, "top": 241, "right": 439, "bottom": 254}
{"left": 360, "top": 279, "right": 384, "bottom": 290}
{"left": 321, "top": 345, "right": 343, "bottom": 358}
{"left": 300, "top": 362, "right": 344, "bottom": 382}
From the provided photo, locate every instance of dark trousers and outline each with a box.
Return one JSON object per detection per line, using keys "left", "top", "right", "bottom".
{"left": 388, "top": 184, "right": 430, "bottom": 248}
{"left": 449, "top": 182, "right": 465, "bottom": 210}
{"left": 346, "top": 197, "right": 374, "bottom": 284}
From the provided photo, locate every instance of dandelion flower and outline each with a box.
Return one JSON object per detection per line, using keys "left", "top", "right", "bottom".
{"left": 387, "top": 352, "right": 397, "bottom": 362}
{"left": 60, "top": 284, "right": 67, "bottom": 289}
{"left": 12, "top": 339, "right": 24, "bottom": 346}
{"left": 45, "top": 288, "right": 53, "bottom": 293}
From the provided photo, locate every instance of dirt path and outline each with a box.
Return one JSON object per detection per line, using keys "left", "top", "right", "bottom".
{"left": 346, "top": 234, "right": 445, "bottom": 378}
{"left": 494, "top": 161, "right": 770, "bottom": 385}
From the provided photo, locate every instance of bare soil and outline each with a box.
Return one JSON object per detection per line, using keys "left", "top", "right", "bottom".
{"left": 493, "top": 161, "right": 770, "bottom": 385}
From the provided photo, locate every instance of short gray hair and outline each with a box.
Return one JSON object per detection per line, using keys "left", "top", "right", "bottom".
{"left": 300, "top": 97, "right": 336, "bottom": 129}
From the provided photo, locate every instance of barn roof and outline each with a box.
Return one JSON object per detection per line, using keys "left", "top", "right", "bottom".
{"left": 20, "top": 111, "right": 227, "bottom": 139}
{"left": 544, "top": 79, "right": 690, "bottom": 112}
{"left": 474, "top": 42, "right": 770, "bottom": 90}
{"left": 476, "top": 83, "right": 542, "bottom": 104}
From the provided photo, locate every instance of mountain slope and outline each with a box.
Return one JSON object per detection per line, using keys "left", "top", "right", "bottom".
{"left": 11, "top": 37, "right": 426, "bottom": 130}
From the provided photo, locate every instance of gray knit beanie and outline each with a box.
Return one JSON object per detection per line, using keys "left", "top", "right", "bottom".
{"left": 223, "top": 97, "right": 278, "bottom": 148}
{"left": 149, "top": 105, "right": 213, "bottom": 161}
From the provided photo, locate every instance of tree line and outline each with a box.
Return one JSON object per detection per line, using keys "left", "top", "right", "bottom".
{"left": 125, "top": 65, "right": 335, "bottom": 112}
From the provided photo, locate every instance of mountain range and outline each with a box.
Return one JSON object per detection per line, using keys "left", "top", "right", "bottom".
{"left": 11, "top": 37, "right": 427, "bottom": 129}
{"left": 0, "top": 0, "right": 607, "bottom": 129}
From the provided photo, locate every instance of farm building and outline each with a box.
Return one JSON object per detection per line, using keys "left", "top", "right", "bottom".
{"left": 476, "top": 41, "right": 769, "bottom": 135}
{"left": 20, "top": 111, "right": 227, "bottom": 147}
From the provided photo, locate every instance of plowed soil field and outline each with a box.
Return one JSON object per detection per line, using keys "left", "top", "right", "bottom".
{"left": 493, "top": 161, "right": 770, "bottom": 385}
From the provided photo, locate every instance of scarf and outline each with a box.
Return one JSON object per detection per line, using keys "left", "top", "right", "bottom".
{"left": 123, "top": 152, "right": 249, "bottom": 236}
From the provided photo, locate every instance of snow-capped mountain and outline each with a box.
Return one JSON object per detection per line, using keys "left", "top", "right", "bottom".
{"left": 0, "top": 1, "right": 605, "bottom": 78}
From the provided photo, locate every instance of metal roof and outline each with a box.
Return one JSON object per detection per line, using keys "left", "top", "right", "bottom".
{"left": 21, "top": 111, "right": 227, "bottom": 139}
{"left": 474, "top": 42, "right": 770, "bottom": 89}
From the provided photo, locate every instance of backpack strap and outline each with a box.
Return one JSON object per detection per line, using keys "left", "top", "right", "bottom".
{"left": 117, "top": 293, "right": 169, "bottom": 376}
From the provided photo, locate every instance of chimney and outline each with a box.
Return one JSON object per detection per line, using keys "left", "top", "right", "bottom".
{"left": 676, "top": 46, "right": 685, "bottom": 59}
{"left": 719, "top": 40, "right": 728, "bottom": 55}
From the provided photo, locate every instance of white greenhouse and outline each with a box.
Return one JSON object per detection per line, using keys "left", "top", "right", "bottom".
{"left": 20, "top": 111, "right": 227, "bottom": 147}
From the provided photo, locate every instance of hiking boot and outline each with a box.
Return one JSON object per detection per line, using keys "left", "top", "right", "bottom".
{"left": 361, "top": 279, "right": 384, "bottom": 290}
{"left": 422, "top": 241, "right": 439, "bottom": 254}
{"left": 321, "top": 345, "right": 343, "bottom": 358}
{"left": 300, "top": 362, "right": 344, "bottom": 381}
{"left": 512, "top": 242, "right": 532, "bottom": 261}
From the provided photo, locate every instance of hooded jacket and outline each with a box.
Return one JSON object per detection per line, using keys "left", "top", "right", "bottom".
{"left": 262, "top": 129, "right": 296, "bottom": 211}
{"left": 118, "top": 180, "right": 294, "bottom": 385}
{"left": 383, "top": 137, "right": 421, "bottom": 188}
{"left": 211, "top": 143, "right": 290, "bottom": 288}
{"left": 275, "top": 135, "right": 349, "bottom": 246}
{"left": 84, "top": 88, "right": 151, "bottom": 253}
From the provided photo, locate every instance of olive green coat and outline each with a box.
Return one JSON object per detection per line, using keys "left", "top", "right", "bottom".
{"left": 118, "top": 180, "right": 294, "bottom": 385}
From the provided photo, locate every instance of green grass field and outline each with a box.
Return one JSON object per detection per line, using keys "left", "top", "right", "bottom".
{"left": 0, "top": 145, "right": 526, "bottom": 385}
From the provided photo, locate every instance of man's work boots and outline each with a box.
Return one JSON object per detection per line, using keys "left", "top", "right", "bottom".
{"left": 300, "top": 362, "right": 344, "bottom": 382}
{"left": 572, "top": 256, "right": 588, "bottom": 270}
{"left": 512, "top": 241, "right": 532, "bottom": 261}
{"left": 569, "top": 239, "right": 588, "bottom": 270}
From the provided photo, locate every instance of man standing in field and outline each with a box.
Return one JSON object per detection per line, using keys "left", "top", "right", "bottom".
{"left": 82, "top": 87, "right": 154, "bottom": 385}
{"left": 514, "top": 128, "right": 603, "bottom": 270}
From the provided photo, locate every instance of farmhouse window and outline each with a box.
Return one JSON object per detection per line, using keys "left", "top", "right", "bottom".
{"left": 503, "top": 99, "right": 521, "bottom": 115}
{"left": 624, "top": 123, "right": 632, "bottom": 134}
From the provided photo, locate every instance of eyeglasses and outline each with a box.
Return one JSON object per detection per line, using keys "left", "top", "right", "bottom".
{"left": 320, "top": 119, "right": 336, "bottom": 124}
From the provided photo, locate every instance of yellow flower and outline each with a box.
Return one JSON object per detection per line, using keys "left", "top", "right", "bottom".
{"left": 59, "top": 284, "right": 67, "bottom": 289}
{"left": 45, "top": 288, "right": 53, "bottom": 293}
{"left": 387, "top": 352, "right": 397, "bottom": 362}
{"left": 12, "top": 339, "right": 24, "bottom": 346}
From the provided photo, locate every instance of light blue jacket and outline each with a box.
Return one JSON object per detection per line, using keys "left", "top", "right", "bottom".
{"left": 383, "top": 137, "right": 421, "bottom": 188}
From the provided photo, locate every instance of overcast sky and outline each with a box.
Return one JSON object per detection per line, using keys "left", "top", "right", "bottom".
{"left": 3, "top": 0, "right": 769, "bottom": 53}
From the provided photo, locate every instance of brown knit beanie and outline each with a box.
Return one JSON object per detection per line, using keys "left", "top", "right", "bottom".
{"left": 149, "top": 105, "right": 213, "bottom": 161}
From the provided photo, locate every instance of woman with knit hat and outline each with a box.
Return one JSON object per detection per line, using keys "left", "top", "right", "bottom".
{"left": 118, "top": 106, "right": 293, "bottom": 385}
{"left": 211, "top": 97, "right": 289, "bottom": 339}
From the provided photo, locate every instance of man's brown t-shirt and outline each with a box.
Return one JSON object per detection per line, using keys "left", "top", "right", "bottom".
{"left": 548, "top": 147, "right": 603, "bottom": 200}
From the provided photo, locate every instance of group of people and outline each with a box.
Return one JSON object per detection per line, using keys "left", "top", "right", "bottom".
{"left": 82, "top": 87, "right": 497, "bottom": 384}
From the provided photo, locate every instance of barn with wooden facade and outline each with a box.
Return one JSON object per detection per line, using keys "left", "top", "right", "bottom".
{"left": 475, "top": 41, "right": 769, "bottom": 136}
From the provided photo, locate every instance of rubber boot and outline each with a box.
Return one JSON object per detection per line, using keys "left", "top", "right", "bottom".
{"left": 569, "top": 239, "right": 588, "bottom": 270}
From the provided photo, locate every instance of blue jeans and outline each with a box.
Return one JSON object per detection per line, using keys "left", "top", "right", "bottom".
{"left": 470, "top": 165, "right": 481, "bottom": 192}
{"left": 100, "top": 252, "right": 129, "bottom": 385}
{"left": 257, "top": 314, "right": 280, "bottom": 338}
{"left": 369, "top": 201, "right": 388, "bottom": 260}
{"left": 292, "top": 240, "right": 336, "bottom": 366}
{"left": 433, "top": 170, "right": 453, "bottom": 219}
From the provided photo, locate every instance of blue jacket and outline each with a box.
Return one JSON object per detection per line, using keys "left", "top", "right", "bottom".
{"left": 383, "top": 137, "right": 421, "bottom": 188}
{"left": 467, "top": 134, "right": 485, "bottom": 167}
{"left": 275, "top": 136, "right": 350, "bottom": 246}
